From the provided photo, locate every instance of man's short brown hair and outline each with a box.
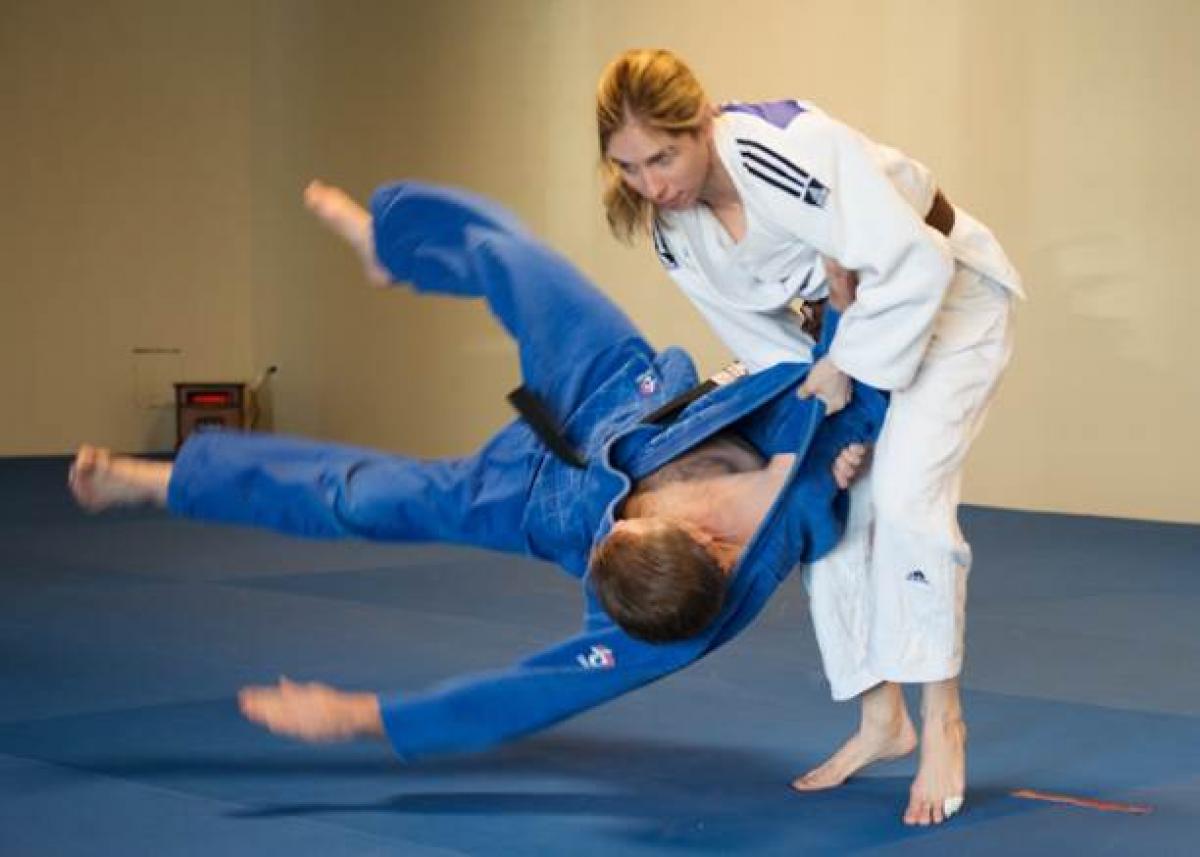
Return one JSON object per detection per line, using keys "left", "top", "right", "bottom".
{"left": 589, "top": 521, "right": 726, "bottom": 643}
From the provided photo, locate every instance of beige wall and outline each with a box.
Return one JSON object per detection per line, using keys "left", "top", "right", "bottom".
{"left": 3, "top": 0, "right": 1198, "bottom": 524}
{"left": 1, "top": 0, "right": 256, "bottom": 453}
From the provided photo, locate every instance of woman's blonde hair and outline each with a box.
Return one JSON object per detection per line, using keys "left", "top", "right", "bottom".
{"left": 596, "top": 48, "right": 711, "bottom": 242}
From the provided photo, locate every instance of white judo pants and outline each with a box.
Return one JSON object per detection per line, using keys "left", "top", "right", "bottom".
{"left": 805, "top": 262, "right": 1016, "bottom": 700}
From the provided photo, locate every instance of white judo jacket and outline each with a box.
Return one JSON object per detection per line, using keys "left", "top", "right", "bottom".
{"left": 654, "top": 101, "right": 1023, "bottom": 389}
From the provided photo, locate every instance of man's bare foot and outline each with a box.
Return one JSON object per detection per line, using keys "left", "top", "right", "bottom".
{"left": 792, "top": 681, "right": 916, "bottom": 791}
{"left": 68, "top": 444, "right": 170, "bottom": 511}
{"left": 904, "top": 714, "right": 967, "bottom": 825}
{"left": 303, "top": 180, "right": 390, "bottom": 286}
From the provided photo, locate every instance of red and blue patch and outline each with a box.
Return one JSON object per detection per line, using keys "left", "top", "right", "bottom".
{"left": 576, "top": 644, "right": 616, "bottom": 670}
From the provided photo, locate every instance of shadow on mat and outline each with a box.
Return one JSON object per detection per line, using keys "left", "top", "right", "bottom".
{"left": 225, "top": 780, "right": 1025, "bottom": 851}
{"left": 231, "top": 783, "right": 1019, "bottom": 818}
{"left": 74, "top": 734, "right": 1027, "bottom": 849}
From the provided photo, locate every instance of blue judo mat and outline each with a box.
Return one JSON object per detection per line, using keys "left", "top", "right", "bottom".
{"left": 1, "top": 456, "right": 1197, "bottom": 855}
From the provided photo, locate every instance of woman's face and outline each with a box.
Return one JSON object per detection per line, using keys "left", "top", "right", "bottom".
{"left": 605, "top": 120, "right": 712, "bottom": 211}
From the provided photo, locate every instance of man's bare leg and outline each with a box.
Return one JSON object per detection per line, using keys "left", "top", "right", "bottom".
{"left": 792, "top": 680, "right": 916, "bottom": 792}
{"left": 68, "top": 445, "right": 171, "bottom": 512}
{"left": 904, "top": 677, "right": 966, "bottom": 825}
{"left": 303, "top": 180, "right": 390, "bottom": 286}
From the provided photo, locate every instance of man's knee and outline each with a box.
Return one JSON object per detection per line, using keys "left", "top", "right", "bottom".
{"left": 336, "top": 458, "right": 450, "bottom": 540}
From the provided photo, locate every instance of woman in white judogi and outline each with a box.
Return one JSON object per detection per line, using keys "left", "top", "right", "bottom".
{"left": 596, "top": 48, "right": 1023, "bottom": 826}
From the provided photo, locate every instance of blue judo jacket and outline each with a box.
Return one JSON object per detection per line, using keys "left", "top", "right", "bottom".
{"left": 168, "top": 183, "right": 887, "bottom": 759}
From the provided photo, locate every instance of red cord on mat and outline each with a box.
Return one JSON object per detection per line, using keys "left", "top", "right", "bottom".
{"left": 1012, "top": 789, "right": 1153, "bottom": 815}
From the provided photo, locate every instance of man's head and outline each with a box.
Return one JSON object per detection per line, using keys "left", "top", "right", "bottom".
{"left": 589, "top": 517, "right": 731, "bottom": 643}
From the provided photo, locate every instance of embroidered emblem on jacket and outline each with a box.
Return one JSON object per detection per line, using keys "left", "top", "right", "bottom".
{"left": 576, "top": 644, "right": 616, "bottom": 669}
{"left": 906, "top": 569, "right": 929, "bottom": 585}
{"left": 636, "top": 371, "right": 659, "bottom": 397}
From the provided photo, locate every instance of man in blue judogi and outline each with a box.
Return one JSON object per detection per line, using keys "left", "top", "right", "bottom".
{"left": 69, "top": 181, "right": 885, "bottom": 757}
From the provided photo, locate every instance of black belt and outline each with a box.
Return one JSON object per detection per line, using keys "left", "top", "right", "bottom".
{"left": 506, "top": 386, "right": 588, "bottom": 469}
{"left": 508, "top": 362, "right": 747, "bottom": 470}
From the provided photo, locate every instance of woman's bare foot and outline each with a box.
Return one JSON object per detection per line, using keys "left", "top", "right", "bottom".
{"left": 67, "top": 445, "right": 171, "bottom": 511}
{"left": 303, "top": 180, "right": 390, "bottom": 286}
{"left": 792, "top": 681, "right": 917, "bottom": 791}
{"left": 905, "top": 679, "right": 967, "bottom": 825}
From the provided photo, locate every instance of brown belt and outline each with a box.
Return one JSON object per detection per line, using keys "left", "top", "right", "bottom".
{"left": 797, "top": 191, "right": 953, "bottom": 331}
{"left": 925, "top": 189, "right": 955, "bottom": 237}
